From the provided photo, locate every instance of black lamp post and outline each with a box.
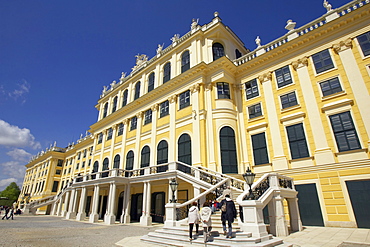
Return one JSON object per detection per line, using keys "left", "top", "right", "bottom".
{"left": 169, "top": 178, "right": 179, "bottom": 203}
{"left": 243, "top": 168, "right": 256, "bottom": 200}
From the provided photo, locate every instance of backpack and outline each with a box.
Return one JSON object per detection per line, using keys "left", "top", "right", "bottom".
{"left": 221, "top": 202, "right": 227, "bottom": 212}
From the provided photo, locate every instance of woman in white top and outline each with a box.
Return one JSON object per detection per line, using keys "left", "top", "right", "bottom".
{"left": 200, "top": 201, "right": 213, "bottom": 242}
{"left": 188, "top": 201, "right": 200, "bottom": 240}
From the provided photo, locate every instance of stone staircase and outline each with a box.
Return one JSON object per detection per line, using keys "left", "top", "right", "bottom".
{"left": 141, "top": 191, "right": 288, "bottom": 247}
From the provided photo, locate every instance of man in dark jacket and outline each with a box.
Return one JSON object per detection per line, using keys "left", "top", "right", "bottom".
{"left": 2, "top": 206, "right": 9, "bottom": 220}
{"left": 220, "top": 194, "right": 237, "bottom": 238}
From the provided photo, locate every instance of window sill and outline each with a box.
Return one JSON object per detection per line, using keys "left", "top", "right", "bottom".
{"left": 334, "top": 148, "right": 368, "bottom": 156}
{"left": 248, "top": 115, "right": 264, "bottom": 122}
{"left": 314, "top": 67, "right": 337, "bottom": 77}
{"left": 288, "top": 156, "right": 313, "bottom": 163}
{"left": 321, "top": 91, "right": 346, "bottom": 101}
{"left": 281, "top": 105, "right": 300, "bottom": 113}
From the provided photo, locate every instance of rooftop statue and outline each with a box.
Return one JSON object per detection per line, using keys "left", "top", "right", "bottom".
{"left": 191, "top": 18, "right": 199, "bottom": 30}
{"left": 323, "top": 0, "right": 333, "bottom": 12}
{"left": 285, "top": 19, "right": 296, "bottom": 32}
{"left": 120, "top": 72, "right": 126, "bottom": 80}
{"left": 156, "top": 44, "right": 164, "bottom": 54}
{"left": 171, "top": 34, "right": 180, "bottom": 43}
{"left": 110, "top": 80, "right": 116, "bottom": 90}
{"left": 255, "top": 36, "right": 262, "bottom": 48}
{"left": 135, "top": 54, "right": 148, "bottom": 66}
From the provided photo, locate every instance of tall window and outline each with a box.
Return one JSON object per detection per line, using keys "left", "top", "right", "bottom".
{"left": 126, "top": 151, "right": 134, "bottom": 170}
{"left": 245, "top": 79, "right": 259, "bottom": 99}
{"left": 148, "top": 72, "right": 155, "bottom": 92}
{"left": 320, "top": 77, "right": 343, "bottom": 96}
{"left": 52, "top": 181, "right": 59, "bottom": 192}
{"left": 92, "top": 161, "right": 99, "bottom": 179}
{"left": 157, "top": 140, "right": 168, "bottom": 164}
{"left": 312, "top": 49, "right": 334, "bottom": 74}
{"left": 286, "top": 123, "right": 309, "bottom": 159}
{"left": 178, "top": 134, "right": 192, "bottom": 174}
{"left": 140, "top": 146, "right": 150, "bottom": 175}
{"left": 280, "top": 92, "right": 298, "bottom": 109}
{"left": 163, "top": 62, "right": 171, "bottom": 83}
{"left": 248, "top": 103, "right": 262, "bottom": 119}
{"left": 252, "top": 133, "right": 269, "bottom": 165}
{"left": 102, "top": 158, "right": 109, "bottom": 177}
{"left": 275, "top": 65, "right": 292, "bottom": 88}
{"left": 217, "top": 82, "right": 230, "bottom": 99}
{"left": 113, "top": 154, "right": 120, "bottom": 168}
{"left": 112, "top": 96, "right": 118, "bottom": 113}
{"left": 103, "top": 103, "right": 108, "bottom": 118}
{"left": 125, "top": 151, "right": 134, "bottom": 177}
{"left": 97, "top": 133, "right": 103, "bottom": 144}
{"left": 144, "top": 109, "right": 152, "bottom": 125}
{"left": 181, "top": 50, "right": 190, "bottom": 73}
{"left": 134, "top": 81, "right": 141, "bottom": 100}
{"left": 179, "top": 90, "right": 190, "bottom": 109}
{"left": 130, "top": 116, "right": 137, "bottom": 131}
{"left": 220, "top": 127, "right": 238, "bottom": 173}
{"left": 329, "top": 111, "right": 361, "bottom": 152}
{"left": 122, "top": 90, "right": 128, "bottom": 107}
{"left": 160, "top": 100, "right": 169, "bottom": 117}
{"left": 117, "top": 123, "right": 124, "bottom": 136}
{"left": 107, "top": 128, "right": 113, "bottom": 140}
{"left": 357, "top": 31, "right": 370, "bottom": 56}
{"left": 212, "top": 42, "right": 225, "bottom": 61}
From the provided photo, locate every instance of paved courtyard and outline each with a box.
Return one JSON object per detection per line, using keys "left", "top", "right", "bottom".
{"left": 0, "top": 215, "right": 159, "bottom": 247}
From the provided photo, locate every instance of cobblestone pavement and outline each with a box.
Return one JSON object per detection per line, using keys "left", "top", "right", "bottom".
{"left": 0, "top": 215, "right": 160, "bottom": 247}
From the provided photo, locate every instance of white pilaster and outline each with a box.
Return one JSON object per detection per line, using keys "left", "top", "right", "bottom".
{"left": 66, "top": 188, "right": 77, "bottom": 219}
{"left": 89, "top": 185, "right": 100, "bottom": 223}
{"left": 168, "top": 95, "right": 177, "bottom": 162}
{"left": 105, "top": 182, "right": 117, "bottom": 225}
{"left": 76, "top": 187, "right": 87, "bottom": 221}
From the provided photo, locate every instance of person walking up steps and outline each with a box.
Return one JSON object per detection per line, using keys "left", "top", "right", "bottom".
{"left": 188, "top": 201, "right": 200, "bottom": 241}
{"left": 200, "top": 201, "right": 212, "bottom": 243}
{"left": 220, "top": 194, "right": 237, "bottom": 238}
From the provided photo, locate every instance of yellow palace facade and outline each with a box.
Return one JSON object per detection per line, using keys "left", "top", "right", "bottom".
{"left": 19, "top": 0, "right": 370, "bottom": 230}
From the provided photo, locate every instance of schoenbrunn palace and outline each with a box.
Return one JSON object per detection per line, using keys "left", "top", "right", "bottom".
{"left": 18, "top": 0, "right": 370, "bottom": 236}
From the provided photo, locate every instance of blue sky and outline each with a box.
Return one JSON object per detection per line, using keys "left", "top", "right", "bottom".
{"left": 0, "top": 0, "right": 350, "bottom": 191}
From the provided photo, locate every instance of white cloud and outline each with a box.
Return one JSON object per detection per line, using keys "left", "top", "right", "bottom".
{"left": 0, "top": 120, "right": 41, "bottom": 149}
{"left": 0, "top": 177, "right": 17, "bottom": 190}
{"left": 9, "top": 80, "right": 30, "bottom": 104}
{"left": 6, "top": 149, "right": 32, "bottom": 162}
{"left": 0, "top": 161, "right": 26, "bottom": 180}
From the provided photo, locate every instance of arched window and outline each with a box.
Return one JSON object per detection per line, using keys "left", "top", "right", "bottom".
{"left": 102, "top": 158, "right": 109, "bottom": 177}
{"left": 92, "top": 161, "right": 99, "bottom": 179}
{"left": 219, "top": 126, "right": 238, "bottom": 173}
{"left": 112, "top": 96, "right": 118, "bottom": 113}
{"left": 157, "top": 140, "right": 168, "bottom": 172}
{"left": 103, "top": 103, "right": 108, "bottom": 118}
{"left": 140, "top": 146, "right": 150, "bottom": 175}
{"left": 122, "top": 89, "right": 128, "bottom": 107}
{"left": 148, "top": 72, "right": 155, "bottom": 92}
{"left": 212, "top": 42, "right": 225, "bottom": 61}
{"left": 178, "top": 134, "right": 192, "bottom": 174}
{"left": 134, "top": 81, "right": 141, "bottom": 100}
{"left": 113, "top": 154, "right": 120, "bottom": 169}
{"left": 181, "top": 50, "right": 190, "bottom": 73}
{"left": 163, "top": 62, "right": 171, "bottom": 83}
{"left": 125, "top": 151, "right": 134, "bottom": 177}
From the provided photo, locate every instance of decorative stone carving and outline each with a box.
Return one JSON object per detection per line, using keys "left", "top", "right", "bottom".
{"left": 123, "top": 119, "right": 129, "bottom": 125}
{"left": 332, "top": 38, "right": 352, "bottom": 53}
{"left": 191, "top": 18, "right": 199, "bottom": 30}
{"left": 120, "top": 72, "right": 126, "bottom": 81}
{"left": 323, "top": 0, "right": 333, "bottom": 12}
{"left": 169, "top": 95, "right": 177, "bottom": 103}
{"left": 171, "top": 34, "right": 180, "bottom": 43}
{"left": 151, "top": 103, "right": 159, "bottom": 112}
{"left": 214, "top": 11, "right": 219, "bottom": 18}
{"left": 136, "top": 111, "right": 144, "bottom": 119}
{"left": 255, "top": 36, "right": 262, "bottom": 48}
{"left": 156, "top": 44, "right": 164, "bottom": 55}
{"left": 205, "top": 82, "right": 213, "bottom": 91}
{"left": 192, "top": 110, "right": 197, "bottom": 120}
{"left": 291, "top": 57, "right": 309, "bottom": 70}
{"left": 285, "top": 19, "right": 296, "bottom": 32}
{"left": 190, "top": 84, "right": 200, "bottom": 93}
{"left": 258, "top": 72, "right": 272, "bottom": 83}
{"left": 110, "top": 80, "right": 116, "bottom": 90}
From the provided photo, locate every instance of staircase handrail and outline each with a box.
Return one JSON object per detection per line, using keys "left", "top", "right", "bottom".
{"left": 236, "top": 173, "right": 295, "bottom": 205}
{"left": 195, "top": 165, "right": 246, "bottom": 191}
{"left": 174, "top": 177, "right": 229, "bottom": 221}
